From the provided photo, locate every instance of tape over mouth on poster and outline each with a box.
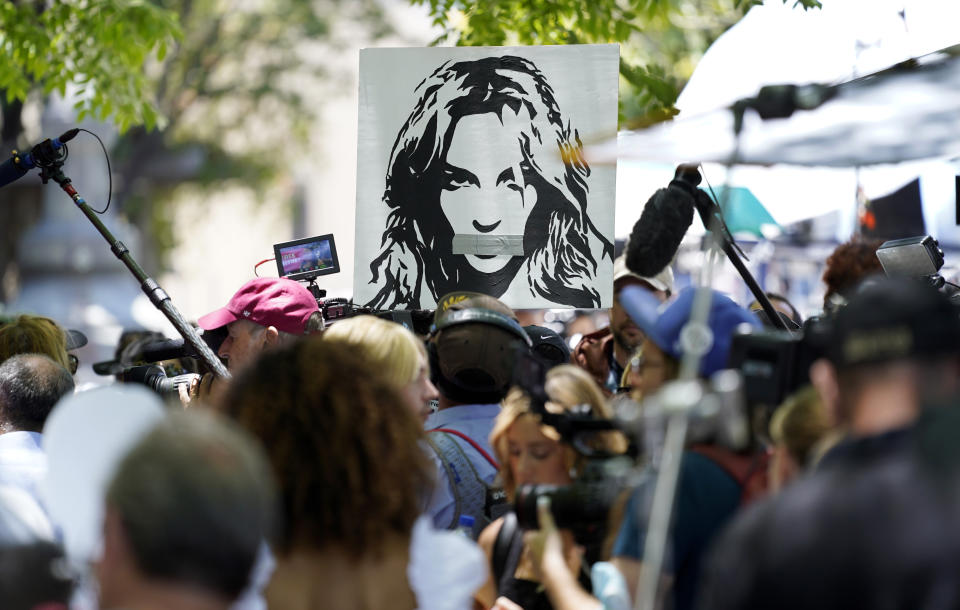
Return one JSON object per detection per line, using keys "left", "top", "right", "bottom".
{"left": 452, "top": 234, "right": 524, "bottom": 256}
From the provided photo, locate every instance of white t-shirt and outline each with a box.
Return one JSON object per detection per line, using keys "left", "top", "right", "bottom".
{"left": 408, "top": 515, "right": 487, "bottom": 610}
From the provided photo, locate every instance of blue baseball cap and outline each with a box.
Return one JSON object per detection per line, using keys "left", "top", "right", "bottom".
{"left": 620, "top": 285, "right": 760, "bottom": 377}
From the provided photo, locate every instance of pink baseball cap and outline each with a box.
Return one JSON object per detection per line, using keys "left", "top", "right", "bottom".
{"left": 198, "top": 278, "right": 319, "bottom": 335}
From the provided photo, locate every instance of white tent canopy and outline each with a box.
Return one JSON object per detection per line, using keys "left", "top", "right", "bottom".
{"left": 612, "top": 0, "right": 960, "bottom": 245}
{"left": 676, "top": 0, "right": 960, "bottom": 116}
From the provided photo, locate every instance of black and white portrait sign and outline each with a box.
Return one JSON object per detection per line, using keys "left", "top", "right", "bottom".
{"left": 354, "top": 45, "right": 618, "bottom": 310}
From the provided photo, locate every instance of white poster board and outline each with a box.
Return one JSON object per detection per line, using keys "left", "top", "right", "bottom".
{"left": 354, "top": 44, "right": 619, "bottom": 310}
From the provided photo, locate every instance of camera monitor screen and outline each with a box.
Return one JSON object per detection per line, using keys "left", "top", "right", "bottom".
{"left": 274, "top": 234, "right": 340, "bottom": 281}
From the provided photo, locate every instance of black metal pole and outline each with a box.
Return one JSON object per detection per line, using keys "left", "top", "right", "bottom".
{"left": 46, "top": 167, "right": 231, "bottom": 379}
{"left": 695, "top": 201, "right": 792, "bottom": 333}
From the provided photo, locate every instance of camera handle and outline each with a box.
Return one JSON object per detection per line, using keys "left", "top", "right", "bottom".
{"left": 304, "top": 278, "right": 327, "bottom": 301}
{"left": 39, "top": 160, "right": 231, "bottom": 380}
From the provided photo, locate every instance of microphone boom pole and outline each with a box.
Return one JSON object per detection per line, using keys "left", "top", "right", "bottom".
{"left": 675, "top": 165, "right": 791, "bottom": 333}
{"left": 30, "top": 139, "right": 230, "bottom": 380}
{"left": 696, "top": 193, "right": 791, "bottom": 333}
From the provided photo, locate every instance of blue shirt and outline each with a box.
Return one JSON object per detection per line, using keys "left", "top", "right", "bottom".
{"left": 423, "top": 404, "right": 500, "bottom": 529}
{"left": 0, "top": 431, "right": 48, "bottom": 512}
{"left": 613, "top": 451, "right": 741, "bottom": 610}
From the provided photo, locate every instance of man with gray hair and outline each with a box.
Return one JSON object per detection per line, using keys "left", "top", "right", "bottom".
{"left": 193, "top": 277, "right": 323, "bottom": 405}
{"left": 96, "top": 411, "right": 276, "bottom": 610}
{"left": 0, "top": 354, "right": 74, "bottom": 510}
{"left": 198, "top": 277, "right": 323, "bottom": 374}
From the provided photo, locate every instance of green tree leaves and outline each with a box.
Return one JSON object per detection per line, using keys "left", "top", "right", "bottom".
{"left": 412, "top": 0, "right": 821, "bottom": 125}
{"left": 0, "top": 0, "right": 181, "bottom": 132}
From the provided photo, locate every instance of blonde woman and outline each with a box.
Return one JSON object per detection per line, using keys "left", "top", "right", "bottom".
{"left": 475, "top": 365, "right": 626, "bottom": 610}
{"left": 768, "top": 385, "right": 834, "bottom": 492}
{"left": 0, "top": 315, "right": 72, "bottom": 371}
{"left": 323, "top": 315, "right": 437, "bottom": 423}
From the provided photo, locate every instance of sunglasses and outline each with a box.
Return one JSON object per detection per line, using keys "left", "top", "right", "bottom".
{"left": 67, "top": 354, "right": 79, "bottom": 375}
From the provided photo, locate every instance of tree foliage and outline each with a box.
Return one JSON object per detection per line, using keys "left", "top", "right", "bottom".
{"left": 104, "top": 0, "right": 388, "bottom": 266}
{"left": 1, "top": 0, "right": 389, "bottom": 274}
{"left": 412, "top": 0, "right": 821, "bottom": 125}
{"left": 0, "top": 0, "right": 181, "bottom": 132}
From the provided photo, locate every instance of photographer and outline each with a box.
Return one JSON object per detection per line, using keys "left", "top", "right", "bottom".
{"left": 572, "top": 255, "right": 673, "bottom": 395}
{"left": 529, "top": 287, "right": 761, "bottom": 610}
{"left": 474, "top": 365, "right": 627, "bottom": 610}
{"left": 699, "top": 276, "right": 960, "bottom": 610}
{"left": 422, "top": 291, "right": 532, "bottom": 534}
{"left": 192, "top": 277, "right": 323, "bottom": 404}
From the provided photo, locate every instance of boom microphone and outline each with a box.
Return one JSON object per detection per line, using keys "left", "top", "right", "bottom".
{"left": 0, "top": 128, "right": 79, "bottom": 189}
{"left": 625, "top": 165, "right": 701, "bottom": 278}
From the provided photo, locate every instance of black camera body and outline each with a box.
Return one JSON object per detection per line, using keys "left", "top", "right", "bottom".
{"left": 120, "top": 364, "right": 201, "bottom": 397}
{"left": 509, "top": 349, "right": 633, "bottom": 561}
{"left": 514, "top": 455, "right": 633, "bottom": 564}
{"left": 728, "top": 318, "right": 829, "bottom": 408}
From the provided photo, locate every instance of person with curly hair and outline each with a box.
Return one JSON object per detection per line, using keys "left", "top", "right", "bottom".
{"left": 821, "top": 237, "right": 884, "bottom": 314}
{"left": 365, "top": 55, "right": 614, "bottom": 309}
{"left": 222, "top": 339, "right": 484, "bottom": 610}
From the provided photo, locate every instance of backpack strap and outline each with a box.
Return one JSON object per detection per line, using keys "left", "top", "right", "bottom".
{"left": 492, "top": 511, "right": 519, "bottom": 588}
{"left": 427, "top": 429, "right": 490, "bottom": 531}
{"left": 432, "top": 427, "right": 500, "bottom": 470}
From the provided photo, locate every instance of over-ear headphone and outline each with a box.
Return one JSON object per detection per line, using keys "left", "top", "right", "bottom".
{"left": 427, "top": 308, "right": 532, "bottom": 404}
{"left": 429, "top": 309, "right": 532, "bottom": 347}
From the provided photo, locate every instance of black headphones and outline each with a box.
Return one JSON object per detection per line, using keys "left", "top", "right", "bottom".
{"left": 427, "top": 308, "right": 532, "bottom": 404}
{"left": 429, "top": 308, "right": 532, "bottom": 346}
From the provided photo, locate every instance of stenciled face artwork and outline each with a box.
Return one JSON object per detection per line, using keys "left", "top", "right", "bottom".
{"left": 360, "top": 52, "right": 617, "bottom": 311}
{"left": 440, "top": 112, "right": 538, "bottom": 275}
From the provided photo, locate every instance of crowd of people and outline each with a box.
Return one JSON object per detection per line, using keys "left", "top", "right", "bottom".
{"left": 0, "top": 231, "right": 958, "bottom": 610}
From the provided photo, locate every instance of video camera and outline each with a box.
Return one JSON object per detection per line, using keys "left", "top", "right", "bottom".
{"left": 728, "top": 234, "right": 959, "bottom": 414}
{"left": 273, "top": 233, "right": 423, "bottom": 330}
{"left": 509, "top": 349, "right": 632, "bottom": 560}
{"left": 728, "top": 234, "right": 956, "bottom": 411}
{"left": 94, "top": 328, "right": 223, "bottom": 399}
{"left": 509, "top": 348, "right": 751, "bottom": 561}
{"left": 727, "top": 317, "right": 830, "bottom": 410}
{"left": 876, "top": 235, "right": 960, "bottom": 301}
